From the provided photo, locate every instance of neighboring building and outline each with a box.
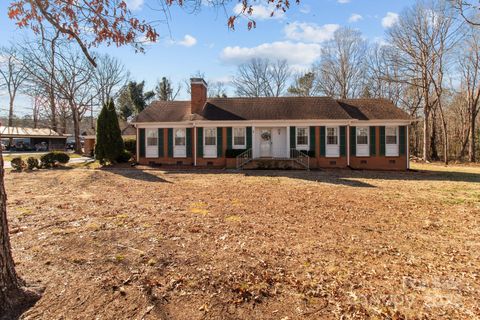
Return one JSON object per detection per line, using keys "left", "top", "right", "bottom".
{"left": 132, "top": 78, "right": 412, "bottom": 170}
{"left": 82, "top": 122, "right": 136, "bottom": 156}
{"left": 0, "top": 126, "right": 67, "bottom": 151}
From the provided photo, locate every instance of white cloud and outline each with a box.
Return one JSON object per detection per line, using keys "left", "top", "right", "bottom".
{"left": 284, "top": 22, "right": 339, "bottom": 43}
{"left": 125, "top": 0, "right": 144, "bottom": 11}
{"left": 348, "top": 13, "right": 363, "bottom": 23}
{"left": 220, "top": 41, "right": 321, "bottom": 68}
{"left": 233, "top": 3, "right": 284, "bottom": 20}
{"left": 338, "top": 0, "right": 350, "bottom": 3}
{"left": 299, "top": 5, "right": 311, "bottom": 14}
{"left": 178, "top": 35, "right": 197, "bottom": 47}
{"left": 382, "top": 12, "right": 399, "bottom": 28}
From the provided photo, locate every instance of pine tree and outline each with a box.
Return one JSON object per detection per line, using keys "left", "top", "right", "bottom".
{"left": 95, "top": 99, "right": 125, "bottom": 164}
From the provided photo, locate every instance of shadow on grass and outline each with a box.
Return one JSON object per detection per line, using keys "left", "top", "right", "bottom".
{"left": 100, "top": 167, "right": 172, "bottom": 183}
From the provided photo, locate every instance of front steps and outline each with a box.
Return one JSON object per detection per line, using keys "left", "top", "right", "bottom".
{"left": 242, "top": 159, "right": 307, "bottom": 170}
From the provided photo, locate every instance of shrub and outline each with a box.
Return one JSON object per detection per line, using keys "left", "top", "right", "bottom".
{"left": 54, "top": 152, "right": 70, "bottom": 164}
{"left": 11, "top": 157, "right": 25, "bottom": 171}
{"left": 26, "top": 157, "right": 40, "bottom": 170}
{"left": 40, "top": 152, "right": 70, "bottom": 168}
{"left": 116, "top": 150, "right": 132, "bottom": 163}
{"left": 124, "top": 139, "right": 136, "bottom": 155}
{"left": 95, "top": 99, "right": 125, "bottom": 164}
{"left": 225, "top": 149, "right": 248, "bottom": 158}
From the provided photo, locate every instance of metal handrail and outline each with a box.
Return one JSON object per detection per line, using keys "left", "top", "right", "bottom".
{"left": 290, "top": 149, "right": 310, "bottom": 170}
{"left": 236, "top": 148, "right": 252, "bottom": 169}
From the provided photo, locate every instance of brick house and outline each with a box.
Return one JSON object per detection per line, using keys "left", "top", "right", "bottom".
{"left": 132, "top": 78, "right": 412, "bottom": 170}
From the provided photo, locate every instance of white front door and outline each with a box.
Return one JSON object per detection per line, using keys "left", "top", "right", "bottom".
{"left": 260, "top": 129, "right": 273, "bottom": 157}
{"left": 145, "top": 129, "right": 158, "bottom": 158}
{"left": 174, "top": 128, "right": 186, "bottom": 158}
{"left": 204, "top": 127, "right": 217, "bottom": 158}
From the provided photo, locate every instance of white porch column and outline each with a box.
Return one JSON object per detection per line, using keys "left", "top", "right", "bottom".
{"left": 286, "top": 126, "right": 291, "bottom": 159}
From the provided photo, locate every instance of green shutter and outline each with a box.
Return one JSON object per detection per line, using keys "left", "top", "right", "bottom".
{"left": 350, "top": 126, "right": 356, "bottom": 157}
{"left": 399, "top": 126, "right": 406, "bottom": 155}
{"left": 370, "top": 126, "right": 376, "bottom": 156}
{"left": 246, "top": 127, "right": 252, "bottom": 149}
{"left": 217, "top": 127, "right": 223, "bottom": 157}
{"left": 309, "top": 127, "right": 316, "bottom": 154}
{"left": 290, "top": 126, "right": 296, "bottom": 149}
{"left": 186, "top": 128, "right": 192, "bottom": 157}
{"left": 197, "top": 127, "right": 203, "bottom": 158}
{"left": 340, "top": 126, "right": 346, "bottom": 157}
{"left": 158, "top": 128, "right": 164, "bottom": 157}
{"left": 227, "top": 127, "right": 232, "bottom": 150}
{"left": 380, "top": 126, "right": 386, "bottom": 156}
{"left": 320, "top": 126, "right": 326, "bottom": 157}
{"left": 167, "top": 128, "right": 173, "bottom": 158}
{"left": 139, "top": 128, "right": 145, "bottom": 158}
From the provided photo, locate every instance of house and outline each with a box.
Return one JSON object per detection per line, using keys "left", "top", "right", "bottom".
{"left": 82, "top": 121, "right": 136, "bottom": 156}
{"left": 132, "top": 78, "right": 412, "bottom": 170}
{"left": 0, "top": 126, "right": 67, "bottom": 151}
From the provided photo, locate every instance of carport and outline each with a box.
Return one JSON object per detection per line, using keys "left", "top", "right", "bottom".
{"left": 0, "top": 126, "right": 67, "bottom": 151}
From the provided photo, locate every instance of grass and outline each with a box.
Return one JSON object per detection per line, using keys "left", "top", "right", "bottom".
{"left": 5, "top": 163, "right": 480, "bottom": 319}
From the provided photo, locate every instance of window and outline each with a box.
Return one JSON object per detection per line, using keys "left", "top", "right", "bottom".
{"left": 327, "top": 127, "right": 338, "bottom": 145}
{"left": 204, "top": 128, "right": 216, "bottom": 146}
{"left": 296, "top": 127, "right": 309, "bottom": 148}
{"left": 386, "top": 127, "right": 397, "bottom": 145}
{"left": 233, "top": 127, "right": 246, "bottom": 148}
{"left": 174, "top": 128, "right": 186, "bottom": 146}
{"left": 356, "top": 127, "right": 369, "bottom": 145}
{"left": 146, "top": 129, "right": 158, "bottom": 146}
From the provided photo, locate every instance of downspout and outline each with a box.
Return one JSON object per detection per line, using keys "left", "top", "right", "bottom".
{"left": 193, "top": 122, "right": 197, "bottom": 167}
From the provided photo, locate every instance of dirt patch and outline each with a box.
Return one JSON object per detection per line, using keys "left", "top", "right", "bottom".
{"left": 6, "top": 164, "right": 480, "bottom": 319}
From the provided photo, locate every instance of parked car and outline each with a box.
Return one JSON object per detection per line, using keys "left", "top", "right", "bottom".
{"left": 66, "top": 137, "right": 84, "bottom": 150}
{"left": 35, "top": 142, "right": 48, "bottom": 152}
{"left": 11, "top": 141, "right": 34, "bottom": 152}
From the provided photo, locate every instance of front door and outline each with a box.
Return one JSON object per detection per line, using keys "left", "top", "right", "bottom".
{"left": 260, "top": 129, "right": 272, "bottom": 157}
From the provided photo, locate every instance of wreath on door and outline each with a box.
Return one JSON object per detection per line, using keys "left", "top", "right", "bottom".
{"left": 261, "top": 131, "right": 271, "bottom": 141}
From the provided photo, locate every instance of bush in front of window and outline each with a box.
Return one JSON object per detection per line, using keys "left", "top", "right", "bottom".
{"left": 225, "top": 149, "right": 248, "bottom": 158}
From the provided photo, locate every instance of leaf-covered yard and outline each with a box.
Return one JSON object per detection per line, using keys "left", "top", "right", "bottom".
{"left": 6, "top": 164, "right": 480, "bottom": 319}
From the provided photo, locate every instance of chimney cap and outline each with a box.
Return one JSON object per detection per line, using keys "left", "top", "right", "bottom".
{"left": 190, "top": 78, "right": 208, "bottom": 87}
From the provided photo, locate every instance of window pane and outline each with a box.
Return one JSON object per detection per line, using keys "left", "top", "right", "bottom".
{"left": 174, "top": 129, "right": 186, "bottom": 146}
{"left": 327, "top": 127, "right": 338, "bottom": 145}
{"left": 386, "top": 127, "right": 397, "bottom": 145}
{"left": 233, "top": 128, "right": 246, "bottom": 146}
{"left": 147, "top": 130, "right": 158, "bottom": 146}
{"left": 205, "top": 128, "right": 216, "bottom": 146}
{"left": 297, "top": 127, "right": 308, "bottom": 146}
{"left": 357, "top": 128, "right": 368, "bottom": 145}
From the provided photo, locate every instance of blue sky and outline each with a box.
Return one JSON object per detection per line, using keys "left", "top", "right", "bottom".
{"left": 0, "top": 0, "right": 415, "bottom": 116}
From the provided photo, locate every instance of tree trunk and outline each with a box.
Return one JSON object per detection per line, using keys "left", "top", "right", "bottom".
{"left": 423, "top": 111, "right": 430, "bottom": 161}
{"left": 72, "top": 107, "right": 82, "bottom": 154}
{"left": 469, "top": 113, "right": 476, "bottom": 162}
{"left": 49, "top": 90, "right": 58, "bottom": 133}
{"left": 0, "top": 147, "right": 41, "bottom": 319}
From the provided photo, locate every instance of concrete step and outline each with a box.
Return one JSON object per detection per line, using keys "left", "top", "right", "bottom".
{"left": 242, "top": 159, "right": 307, "bottom": 170}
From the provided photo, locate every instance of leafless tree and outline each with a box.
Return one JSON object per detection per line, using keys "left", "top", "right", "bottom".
{"left": 93, "top": 53, "right": 129, "bottom": 107}
{"left": 0, "top": 46, "right": 28, "bottom": 129}
{"left": 458, "top": 27, "right": 480, "bottom": 161}
{"left": 314, "top": 27, "right": 368, "bottom": 99}
{"left": 451, "top": 0, "right": 480, "bottom": 26}
{"left": 233, "top": 58, "right": 291, "bottom": 97}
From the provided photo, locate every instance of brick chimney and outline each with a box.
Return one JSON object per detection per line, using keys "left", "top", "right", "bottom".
{"left": 190, "top": 78, "right": 208, "bottom": 115}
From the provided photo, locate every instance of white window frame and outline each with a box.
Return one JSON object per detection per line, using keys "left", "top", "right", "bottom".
{"left": 296, "top": 127, "right": 309, "bottom": 151}
{"left": 356, "top": 127, "right": 370, "bottom": 157}
{"left": 145, "top": 128, "right": 158, "bottom": 158}
{"left": 232, "top": 127, "right": 246, "bottom": 149}
{"left": 326, "top": 126, "right": 340, "bottom": 158}
{"left": 173, "top": 128, "right": 187, "bottom": 158}
{"left": 203, "top": 127, "right": 217, "bottom": 158}
{"left": 385, "top": 126, "right": 399, "bottom": 157}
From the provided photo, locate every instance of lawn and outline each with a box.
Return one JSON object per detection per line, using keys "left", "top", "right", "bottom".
{"left": 6, "top": 163, "right": 480, "bottom": 319}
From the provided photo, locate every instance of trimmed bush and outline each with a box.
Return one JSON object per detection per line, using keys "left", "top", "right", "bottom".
{"left": 116, "top": 150, "right": 132, "bottom": 163}
{"left": 11, "top": 157, "right": 25, "bottom": 171}
{"left": 225, "top": 149, "right": 248, "bottom": 158}
{"left": 41, "top": 152, "right": 70, "bottom": 168}
{"left": 95, "top": 99, "right": 125, "bottom": 164}
{"left": 124, "top": 139, "right": 136, "bottom": 155}
{"left": 26, "top": 157, "right": 40, "bottom": 170}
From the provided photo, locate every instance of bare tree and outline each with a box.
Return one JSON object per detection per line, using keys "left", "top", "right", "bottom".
{"left": 93, "top": 54, "right": 129, "bottom": 107}
{"left": 314, "top": 27, "right": 368, "bottom": 99}
{"left": 288, "top": 72, "right": 318, "bottom": 96}
{"left": 452, "top": 0, "right": 480, "bottom": 26}
{"left": 458, "top": 27, "right": 480, "bottom": 161}
{"left": 0, "top": 46, "right": 28, "bottom": 129}
{"left": 233, "top": 58, "right": 291, "bottom": 97}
